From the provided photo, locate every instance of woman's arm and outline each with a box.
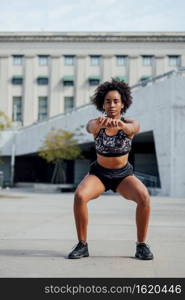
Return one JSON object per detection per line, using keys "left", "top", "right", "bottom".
{"left": 86, "top": 117, "right": 140, "bottom": 138}
{"left": 86, "top": 117, "right": 115, "bottom": 135}
{"left": 121, "top": 119, "right": 140, "bottom": 137}
{"left": 86, "top": 119, "right": 100, "bottom": 135}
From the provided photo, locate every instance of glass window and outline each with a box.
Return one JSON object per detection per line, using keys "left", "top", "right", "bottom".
{"left": 37, "top": 77, "right": 49, "bottom": 85}
{"left": 12, "top": 96, "right": 22, "bottom": 122}
{"left": 38, "top": 97, "right": 48, "bottom": 121}
{"left": 89, "top": 79, "right": 100, "bottom": 86}
{"left": 63, "top": 76, "right": 74, "bottom": 86}
{"left": 142, "top": 56, "right": 153, "bottom": 66}
{"left": 64, "top": 56, "right": 74, "bottom": 65}
{"left": 168, "top": 55, "right": 180, "bottom": 66}
{"left": 13, "top": 55, "right": 23, "bottom": 65}
{"left": 140, "top": 75, "right": 151, "bottom": 81}
{"left": 64, "top": 96, "right": 74, "bottom": 112}
{"left": 12, "top": 76, "right": 23, "bottom": 85}
{"left": 115, "top": 76, "right": 128, "bottom": 83}
{"left": 90, "top": 56, "right": 100, "bottom": 65}
{"left": 38, "top": 55, "right": 49, "bottom": 65}
{"left": 116, "top": 56, "right": 127, "bottom": 66}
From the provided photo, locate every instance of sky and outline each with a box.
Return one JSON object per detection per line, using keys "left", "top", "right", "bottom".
{"left": 0, "top": 0, "right": 185, "bottom": 32}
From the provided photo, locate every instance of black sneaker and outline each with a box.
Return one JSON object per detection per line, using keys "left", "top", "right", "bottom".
{"left": 135, "top": 243, "right": 154, "bottom": 260}
{"left": 68, "top": 241, "right": 89, "bottom": 259}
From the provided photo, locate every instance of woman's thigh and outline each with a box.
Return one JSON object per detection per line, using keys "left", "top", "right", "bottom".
{"left": 116, "top": 175, "right": 149, "bottom": 202}
{"left": 75, "top": 173, "right": 106, "bottom": 201}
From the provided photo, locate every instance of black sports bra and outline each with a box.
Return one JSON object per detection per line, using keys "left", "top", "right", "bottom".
{"left": 94, "top": 128, "right": 132, "bottom": 157}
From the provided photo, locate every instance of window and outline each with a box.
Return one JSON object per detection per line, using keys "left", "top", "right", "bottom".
{"left": 63, "top": 76, "right": 74, "bottom": 86}
{"left": 90, "top": 56, "right": 100, "bottom": 66}
{"left": 140, "top": 75, "right": 152, "bottom": 81}
{"left": 37, "top": 77, "right": 49, "bottom": 85}
{"left": 38, "top": 97, "right": 48, "bottom": 121}
{"left": 116, "top": 56, "right": 127, "bottom": 66}
{"left": 88, "top": 76, "right": 100, "bottom": 86}
{"left": 115, "top": 76, "right": 128, "bottom": 83}
{"left": 64, "top": 56, "right": 74, "bottom": 65}
{"left": 142, "top": 56, "right": 153, "bottom": 66}
{"left": 64, "top": 97, "right": 74, "bottom": 112}
{"left": 38, "top": 55, "right": 49, "bottom": 65}
{"left": 12, "top": 97, "right": 22, "bottom": 122}
{"left": 13, "top": 55, "right": 23, "bottom": 65}
{"left": 139, "top": 76, "right": 152, "bottom": 86}
{"left": 12, "top": 75, "right": 23, "bottom": 85}
{"left": 168, "top": 55, "right": 180, "bottom": 66}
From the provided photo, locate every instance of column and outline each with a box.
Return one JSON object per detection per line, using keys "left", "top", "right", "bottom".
{"left": 0, "top": 55, "right": 10, "bottom": 116}
{"left": 155, "top": 55, "right": 166, "bottom": 76}
{"left": 75, "top": 55, "right": 87, "bottom": 107}
{"left": 23, "top": 55, "right": 36, "bottom": 126}
{"left": 128, "top": 55, "right": 139, "bottom": 86}
{"left": 180, "top": 55, "right": 185, "bottom": 67}
{"left": 102, "top": 55, "right": 113, "bottom": 81}
{"left": 49, "top": 55, "right": 61, "bottom": 117}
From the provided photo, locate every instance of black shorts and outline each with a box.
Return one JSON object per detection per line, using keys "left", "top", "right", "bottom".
{"left": 88, "top": 160, "right": 134, "bottom": 193}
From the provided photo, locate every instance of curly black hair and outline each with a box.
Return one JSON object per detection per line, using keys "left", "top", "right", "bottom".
{"left": 91, "top": 78, "right": 133, "bottom": 115}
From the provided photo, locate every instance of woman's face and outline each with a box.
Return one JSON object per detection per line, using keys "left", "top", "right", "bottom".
{"left": 103, "top": 90, "right": 124, "bottom": 118}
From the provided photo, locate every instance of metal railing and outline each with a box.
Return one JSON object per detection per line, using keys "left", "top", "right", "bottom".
{"left": 131, "top": 67, "right": 185, "bottom": 90}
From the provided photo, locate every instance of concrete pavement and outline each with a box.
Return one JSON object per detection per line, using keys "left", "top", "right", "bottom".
{"left": 0, "top": 188, "right": 185, "bottom": 277}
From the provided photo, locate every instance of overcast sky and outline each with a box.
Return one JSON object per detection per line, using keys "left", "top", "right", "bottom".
{"left": 0, "top": 0, "right": 185, "bottom": 32}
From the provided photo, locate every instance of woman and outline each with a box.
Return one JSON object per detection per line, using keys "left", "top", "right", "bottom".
{"left": 68, "top": 79, "right": 153, "bottom": 260}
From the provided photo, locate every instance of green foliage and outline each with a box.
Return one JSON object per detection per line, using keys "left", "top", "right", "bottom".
{"left": 0, "top": 111, "right": 11, "bottom": 130}
{"left": 38, "top": 128, "right": 84, "bottom": 163}
{"left": 0, "top": 111, "right": 12, "bottom": 165}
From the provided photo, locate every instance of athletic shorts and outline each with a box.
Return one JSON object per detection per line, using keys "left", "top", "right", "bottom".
{"left": 88, "top": 160, "right": 134, "bottom": 193}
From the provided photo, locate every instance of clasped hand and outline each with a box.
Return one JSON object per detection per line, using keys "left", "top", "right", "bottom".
{"left": 97, "top": 117, "right": 124, "bottom": 129}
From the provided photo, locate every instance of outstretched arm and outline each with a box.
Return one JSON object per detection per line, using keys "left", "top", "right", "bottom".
{"left": 121, "top": 119, "right": 140, "bottom": 137}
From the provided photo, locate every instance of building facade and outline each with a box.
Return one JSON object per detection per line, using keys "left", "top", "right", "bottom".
{"left": 0, "top": 31, "right": 185, "bottom": 127}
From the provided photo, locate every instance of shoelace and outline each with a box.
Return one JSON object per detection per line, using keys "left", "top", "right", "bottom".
{"left": 137, "top": 243, "right": 151, "bottom": 254}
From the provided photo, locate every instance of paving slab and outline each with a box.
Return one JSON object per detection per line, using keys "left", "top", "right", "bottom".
{"left": 0, "top": 188, "right": 184, "bottom": 277}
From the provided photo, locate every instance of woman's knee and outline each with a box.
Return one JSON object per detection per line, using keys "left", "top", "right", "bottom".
{"left": 74, "top": 189, "right": 89, "bottom": 205}
{"left": 136, "top": 188, "right": 150, "bottom": 206}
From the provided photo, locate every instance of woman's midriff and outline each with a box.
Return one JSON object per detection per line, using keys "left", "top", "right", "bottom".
{"left": 97, "top": 153, "right": 129, "bottom": 169}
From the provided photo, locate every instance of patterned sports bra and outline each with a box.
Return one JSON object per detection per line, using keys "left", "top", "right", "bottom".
{"left": 94, "top": 128, "right": 132, "bottom": 157}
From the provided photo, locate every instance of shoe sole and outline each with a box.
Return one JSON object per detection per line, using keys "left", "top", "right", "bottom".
{"left": 135, "top": 254, "right": 154, "bottom": 260}
{"left": 68, "top": 253, "right": 89, "bottom": 259}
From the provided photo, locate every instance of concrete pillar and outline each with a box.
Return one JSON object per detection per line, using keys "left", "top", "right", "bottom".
{"left": 170, "top": 77, "right": 185, "bottom": 197}
{"left": 0, "top": 55, "right": 10, "bottom": 116}
{"left": 155, "top": 55, "right": 166, "bottom": 76}
{"left": 102, "top": 55, "right": 113, "bottom": 81}
{"left": 128, "top": 55, "right": 139, "bottom": 85}
{"left": 49, "top": 55, "right": 62, "bottom": 117}
{"left": 153, "top": 111, "right": 172, "bottom": 196}
{"left": 181, "top": 55, "right": 185, "bottom": 67}
{"left": 23, "top": 55, "right": 37, "bottom": 126}
{"left": 75, "top": 55, "right": 87, "bottom": 107}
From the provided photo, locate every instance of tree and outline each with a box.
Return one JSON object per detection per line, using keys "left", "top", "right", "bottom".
{"left": 38, "top": 127, "right": 84, "bottom": 184}
{"left": 0, "top": 111, "right": 12, "bottom": 165}
{"left": 0, "top": 111, "right": 11, "bottom": 130}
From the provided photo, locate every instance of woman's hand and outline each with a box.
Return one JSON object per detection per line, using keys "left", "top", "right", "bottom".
{"left": 96, "top": 117, "right": 126, "bottom": 129}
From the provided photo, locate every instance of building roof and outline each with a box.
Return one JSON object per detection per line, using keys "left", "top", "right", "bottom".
{"left": 0, "top": 31, "right": 185, "bottom": 42}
